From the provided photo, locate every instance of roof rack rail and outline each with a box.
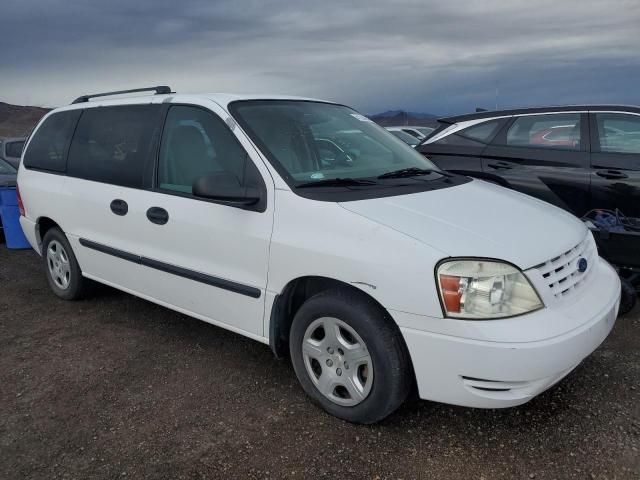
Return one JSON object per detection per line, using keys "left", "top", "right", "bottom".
{"left": 71, "top": 86, "right": 172, "bottom": 104}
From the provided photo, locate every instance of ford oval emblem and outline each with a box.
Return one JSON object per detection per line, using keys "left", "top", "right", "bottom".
{"left": 577, "top": 258, "right": 588, "bottom": 273}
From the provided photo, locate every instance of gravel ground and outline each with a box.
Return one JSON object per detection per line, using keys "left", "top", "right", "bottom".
{"left": 0, "top": 247, "right": 638, "bottom": 480}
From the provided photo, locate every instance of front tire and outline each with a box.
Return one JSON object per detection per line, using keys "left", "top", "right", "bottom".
{"left": 289, "top": 289, "right": 412, "bottom": 424}
{"left": 42, "top": 228, "right": 87, "bottom": 300}
{"left": 618, "top": 278, "right": 636, "bottom": 316}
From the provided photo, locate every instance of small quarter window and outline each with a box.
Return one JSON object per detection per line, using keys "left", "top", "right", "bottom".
{"left": 596, "top": 113, "right": 640, "bottom": 154}
{"left": 506, "top": 114, "right": 581, "bottom": 150}
{"left": 23, "top": 110, "right": 81, "bottom": 172}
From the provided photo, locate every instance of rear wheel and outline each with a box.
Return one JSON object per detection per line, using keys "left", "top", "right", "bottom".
{"left": 289, "top": 289, "right": 412, "bottom": 423}
{"left": 42, "top": 228, "right": 87, "bottom": 300}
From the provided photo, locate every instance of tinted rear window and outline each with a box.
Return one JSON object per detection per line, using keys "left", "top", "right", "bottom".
{"left": 67, "top": 105, "right": 161, "bottom": 188}
{"left": 5, "top": 140, "right": 25, "bottom": 158}
{"left": 23, "top": 110, "right": 81, "bottom": 172}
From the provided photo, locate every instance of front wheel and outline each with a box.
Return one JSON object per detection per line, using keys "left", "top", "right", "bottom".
{"left": 289, "top": 289, "right": 412, "bottom": 424}
{"left": 618, "top": 278, "right": 636, "bottom": 316}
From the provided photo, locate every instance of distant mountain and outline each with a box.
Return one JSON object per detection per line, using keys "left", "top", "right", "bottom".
{"left": 368, "top": 110, "right": 440, "bottom": 127}
{"left": 0, "top": 102, "right": 50, "bottom": 138}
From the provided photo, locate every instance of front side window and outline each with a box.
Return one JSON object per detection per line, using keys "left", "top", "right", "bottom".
{"left": 67, "top": 105, "right": 160, "bottom": 188}
{"left": 5, "top": 140, "right": 25, "bottom": 158}
{"left": 596, "top": 113, "right": 640, "bottom": 154}
{"left": 158, "top": 106, "right": 258, "bottom": 195}
{"left": 506, "top": 114, "right": 581, "bottom": 150}
{"left": 229, "top": 101, "right": 438, "bottom": 186}
{"left": 23, "top": 110, "right": 81, "bottom": 172}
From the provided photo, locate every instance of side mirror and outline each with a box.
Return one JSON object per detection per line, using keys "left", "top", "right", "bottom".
{"left": 192, "top": 172, "right": 261, "bottom": 206}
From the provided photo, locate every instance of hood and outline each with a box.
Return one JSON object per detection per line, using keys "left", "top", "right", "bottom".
{"left": 339, "top": 179, "right": 587, "bottom": 269}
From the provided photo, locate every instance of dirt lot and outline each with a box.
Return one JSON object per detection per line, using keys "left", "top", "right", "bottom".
{"left": 0, "top": 246, "right": 638, "bottom": 480}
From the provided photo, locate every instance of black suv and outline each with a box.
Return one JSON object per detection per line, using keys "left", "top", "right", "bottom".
{"left": 417, "top": 105, "right": 640, "bottom": 218}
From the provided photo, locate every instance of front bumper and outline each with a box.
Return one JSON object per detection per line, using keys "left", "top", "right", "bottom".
{"left": 398, "top": 258, "right": 620, "bottom": 408}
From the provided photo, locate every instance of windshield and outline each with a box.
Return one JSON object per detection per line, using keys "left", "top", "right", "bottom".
{"left": 0, "top": 158, "right": 16, "bottom": 174}
{"left": 230, "top": 101, "right": 438, "bottom": 185}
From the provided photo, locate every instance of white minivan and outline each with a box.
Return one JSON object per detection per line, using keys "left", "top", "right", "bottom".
{"left": 17, "top": 87, "right": 621, "bottom": 423}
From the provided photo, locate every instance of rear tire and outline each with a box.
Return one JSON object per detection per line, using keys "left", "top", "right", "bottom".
{"left": 289, "top": 288, "right": 412, "bottom": 424}
{"left": 42, "top": 228, "right": 87, "bottom": 300}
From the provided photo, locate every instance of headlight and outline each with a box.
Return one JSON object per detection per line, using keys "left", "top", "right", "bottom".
{"left": 436, "top": 259, "right": 543, "bottom": 319}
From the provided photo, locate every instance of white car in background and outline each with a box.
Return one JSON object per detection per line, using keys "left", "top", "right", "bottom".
{"left": 385, "top": 127, "right": 421, "bottom": 147}
{"left": 17, "top": 86, "right": 621, "bottom": 423}
{"left": 386, "top": 125, "right": 435, "bottom": 141}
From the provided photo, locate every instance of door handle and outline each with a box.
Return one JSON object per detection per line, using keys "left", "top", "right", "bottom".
{"left": 487, "top": 162, "right": 513, "bottom": 170}
{"left": 146, "top": 207, "right": 169, "bottom": 225}
{"left": 110, "top": 199, "right": 128, "bottom": 216}
{"left": 596, "top": 169, "right": 628, "bottom": 180}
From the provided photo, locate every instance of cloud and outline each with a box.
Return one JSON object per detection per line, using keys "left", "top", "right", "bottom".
{"left": 2, "top": 0, "right": 639, "bottom": 113}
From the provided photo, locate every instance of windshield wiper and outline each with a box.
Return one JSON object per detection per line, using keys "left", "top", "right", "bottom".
{"left": 377, "top": 167, "right": 437, "bottom": 179}
{"left": 295, "top": 177, "right": 378, "bottom": 188}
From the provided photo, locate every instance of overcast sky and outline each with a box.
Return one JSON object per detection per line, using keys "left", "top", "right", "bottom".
{"left": 3, "top": 0, "right": 640, "bottom": 115}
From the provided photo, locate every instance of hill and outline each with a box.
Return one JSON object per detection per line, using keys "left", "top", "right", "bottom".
{"left": 0, "top": 102, "right": 51, "bottom": 138}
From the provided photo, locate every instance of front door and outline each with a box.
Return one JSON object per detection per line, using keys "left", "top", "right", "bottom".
{"left": 131, "top": 102, "right": 274, "bottom": 338}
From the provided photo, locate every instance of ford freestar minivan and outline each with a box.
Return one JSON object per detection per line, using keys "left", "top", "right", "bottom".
{"left": 17, "top": 86, "right": 621, "bottom": 423}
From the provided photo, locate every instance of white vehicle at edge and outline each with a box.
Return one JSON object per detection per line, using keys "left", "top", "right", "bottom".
{"left": 17, "top": 87, "right": 621, "bottom": 423}
{"left": 386, "top": 125, "right": 435, "bottom": 140}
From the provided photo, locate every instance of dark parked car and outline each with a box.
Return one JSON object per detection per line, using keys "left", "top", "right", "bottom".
{"left": 418, "top": 105, "right": 640, "bottom": 218}
{"left": 1, "top": 137, "right": 27, "bottom": 169}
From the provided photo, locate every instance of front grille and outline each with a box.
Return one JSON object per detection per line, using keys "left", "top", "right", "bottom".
{"left": 535, "top": 233, "right": 597, "bottom": 299}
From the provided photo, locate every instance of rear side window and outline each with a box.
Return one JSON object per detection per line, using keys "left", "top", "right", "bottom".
{"left": 23, "top": 110, "right": 81, "bottom": 172}
{"left": 5, "top": 140, "right": 25, "bottom": 158}
{"left": 506, "top": 114, "right": 581, "bottom": 150}
{"left": 67, "top": 105, "right": 160, "bottom": 188}
{"left": 434, "top": 119, "right": 502, "bottom": 146}
{"left": 595, "top": 113, "right": 640, "bottom": 154}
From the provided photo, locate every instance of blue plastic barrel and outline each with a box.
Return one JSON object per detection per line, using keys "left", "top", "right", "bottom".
{"left": 0, "top": 186, "right": 31, "bottom": 249}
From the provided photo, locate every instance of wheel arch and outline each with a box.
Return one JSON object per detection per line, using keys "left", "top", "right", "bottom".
{"left": 35, "top": 216, "right": 63, "bottom": 253}
{"left": 269, "top": 275, "right": 399, "bottom": 359}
